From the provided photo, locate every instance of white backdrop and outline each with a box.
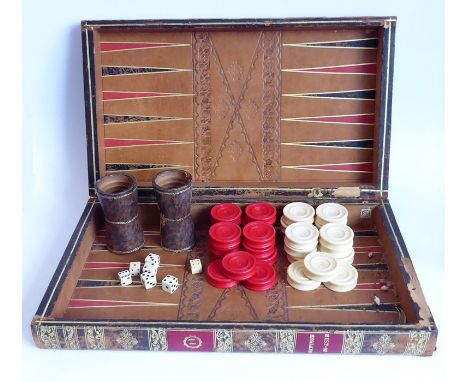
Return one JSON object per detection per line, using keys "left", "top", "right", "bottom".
{"left": 23, "top": 0, "right": 444, "bottom": 381}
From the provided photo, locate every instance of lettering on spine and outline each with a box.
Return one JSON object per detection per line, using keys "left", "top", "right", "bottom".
{"left": 322, "top": 333, "right": 330, "bottom": 353}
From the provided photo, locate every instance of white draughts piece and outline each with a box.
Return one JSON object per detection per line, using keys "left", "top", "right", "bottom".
{"left": 319, "top": 223, "right": 354, "bottom": 247}
{"left": 316, "top": 203, "right": 348, "bottom": 224}
{"left": 324, "top": 264, "right": 358, "bottom": 292}
{"left": 303, "top": 252, "right": 339, "bottom": 282}
{"left": 287, "top": 260, "right": 322, "bottom": 289}
{"left": 283, "top": 202, "right": 315, "bottom": 223}
{"left": 285, "top": 222, "right": 319, "bottom": 246}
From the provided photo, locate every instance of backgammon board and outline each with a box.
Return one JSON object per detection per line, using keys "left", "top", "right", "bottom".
{"left": 31, "top": 17, "right": 437, "bottom": 355}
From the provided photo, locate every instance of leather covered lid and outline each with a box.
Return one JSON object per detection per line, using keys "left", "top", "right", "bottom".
{"left": 82, "top": 17, "right": 396, "bottom": 201}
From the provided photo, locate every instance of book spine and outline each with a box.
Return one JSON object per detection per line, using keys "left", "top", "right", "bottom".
{"left": 31, "top": 322, "right": 436, "bottom": 356}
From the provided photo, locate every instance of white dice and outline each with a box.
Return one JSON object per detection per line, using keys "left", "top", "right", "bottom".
{"left": 145, "top": 253, "right": 160, "bottom": 267}
{"left": 117, "top": 253, "right": 176, "bottom": 292}
{"left": 140, "top": 271, "right": 157, "bottom": 289}
{"left": 190, "top": 259, "right": 202, "bottom": 274}
{"left": 162, "top": 275, "right": 179, "bottom": 294}
{"left": 143, "top": 262, "right": 158, "bottom": 274}
{"left": 118, "top": 270, "right": 132, "bottom": 286}
{"left": 129, "top": 261, "right": 141, "bottom": 276}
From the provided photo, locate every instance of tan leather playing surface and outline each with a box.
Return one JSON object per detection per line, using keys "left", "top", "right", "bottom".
{"left": 61, "top": 203, "right": 407, "bottom": 325}
{"left": 94, "top": 28, "right": 380, "bottom": 187}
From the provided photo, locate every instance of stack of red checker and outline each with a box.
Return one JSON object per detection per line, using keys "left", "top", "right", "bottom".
{"left": 208, "top": 222, "right": 241, "bottom": 257}
{"left": 244, "top": 202, "right": 277, "bottom": 225}
{"left": 242, "top": 221, "right": 278, "bottom": 265}
{"left": 210, "top": 203, "right": 242, "bottom": 225}
{"left": 206, "top": 203, "right": 278, "bottom": 291}
{"left": 206, "top": 251, "right": 277, "bottom": 291}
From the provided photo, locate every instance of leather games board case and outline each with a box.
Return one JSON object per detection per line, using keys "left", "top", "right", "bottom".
{"left": 31, "top": 17, "right": 438, "bottom": 355}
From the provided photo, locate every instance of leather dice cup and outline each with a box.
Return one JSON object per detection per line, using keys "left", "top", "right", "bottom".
{"left": 152, "top": 169, "right": 195, "bottom": 252}
{"left": 95, "top": 174, "right": 145, "bottom": 254}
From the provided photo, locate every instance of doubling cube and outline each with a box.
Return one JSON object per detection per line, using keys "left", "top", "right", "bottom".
{"left": 162, "top": 275, "right": 179, "bottom": 294}
{"left": 140, "top": 271, "right": 157, "bottom": 290}
{"left": 118, "top": 270, "right": 132, "bottom": 286}
{"left": 190, "top": 259, "right": 202, "bottom": 274}
{"left": 129, "top": 261, "right": 141, "bottom": 276}
{"left": 145, "top": 253, "right": 160, "bottom": 267}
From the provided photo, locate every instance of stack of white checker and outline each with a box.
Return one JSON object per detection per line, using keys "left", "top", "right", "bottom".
{"left": 287, "top": 252, "right": 358, "bottom": 292}
{"left": 315, "top": 202, "right": 348, "bottom": 229}
{"left": 280, "top": 202, "right": 315, "bottom": 234}
{"left": 318, "top": 223, "right": 355, "bottom": 265}
{"left": 283, "top": 202, "right": 359, "bottom": 293}
{"left": 284, "top": 222, "right": 319, "bottom": 263}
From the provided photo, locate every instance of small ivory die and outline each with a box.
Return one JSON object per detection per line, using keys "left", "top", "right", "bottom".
{"left": 118, "top": 270, "right": 130, "bottom": 278}
{"left": 140, "top": 271, "right": 157, "bottom": 289}
{"left": 118, "top": 270, "right": 132, "bottom": 286}
{"left": 129, "top": 261, "right": 141, "bottom": 276}
{"left": 142, "top": 262, "right": 158, "bottom": 275}
{"left": 189, "top": 259, "right": 202, "bottom": 274}
{"left": 162, "top": 275, "right": 178, "bottom": 294}
{"left": 145, "top": 253, "right": 160, "bottom": 267}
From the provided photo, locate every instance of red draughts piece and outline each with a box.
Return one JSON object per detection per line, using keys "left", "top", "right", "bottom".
{"left": 208, "top": 239, "right": 241, "bottom": 251}
{"left": 243, "top": 262, "right": 277, "bottom": 291}
{"left": 208, "top": 244, "right": 240, "bottom": 258}
{"left": 242, "top": 242, "right": 276, "bottom": 259}
{"left": 221, "top": 251, "right": 257, "bottom": 281}
{"left": 245, "top": 202, "right": 276, "bottom": 224}
{"left": 243, "top": 221, "right": 276, "bottom": 244}
{"left": 211, "top": 203, "right": 242, "bottom": 225}
{"left": 209, "top": 222, "right": 242, "bottom": 245}
{"left": 256, "top": 247, "right": 278, "bottom": 265}
{"left": 206, "top": 260, "right": 238, "bottom": 288}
